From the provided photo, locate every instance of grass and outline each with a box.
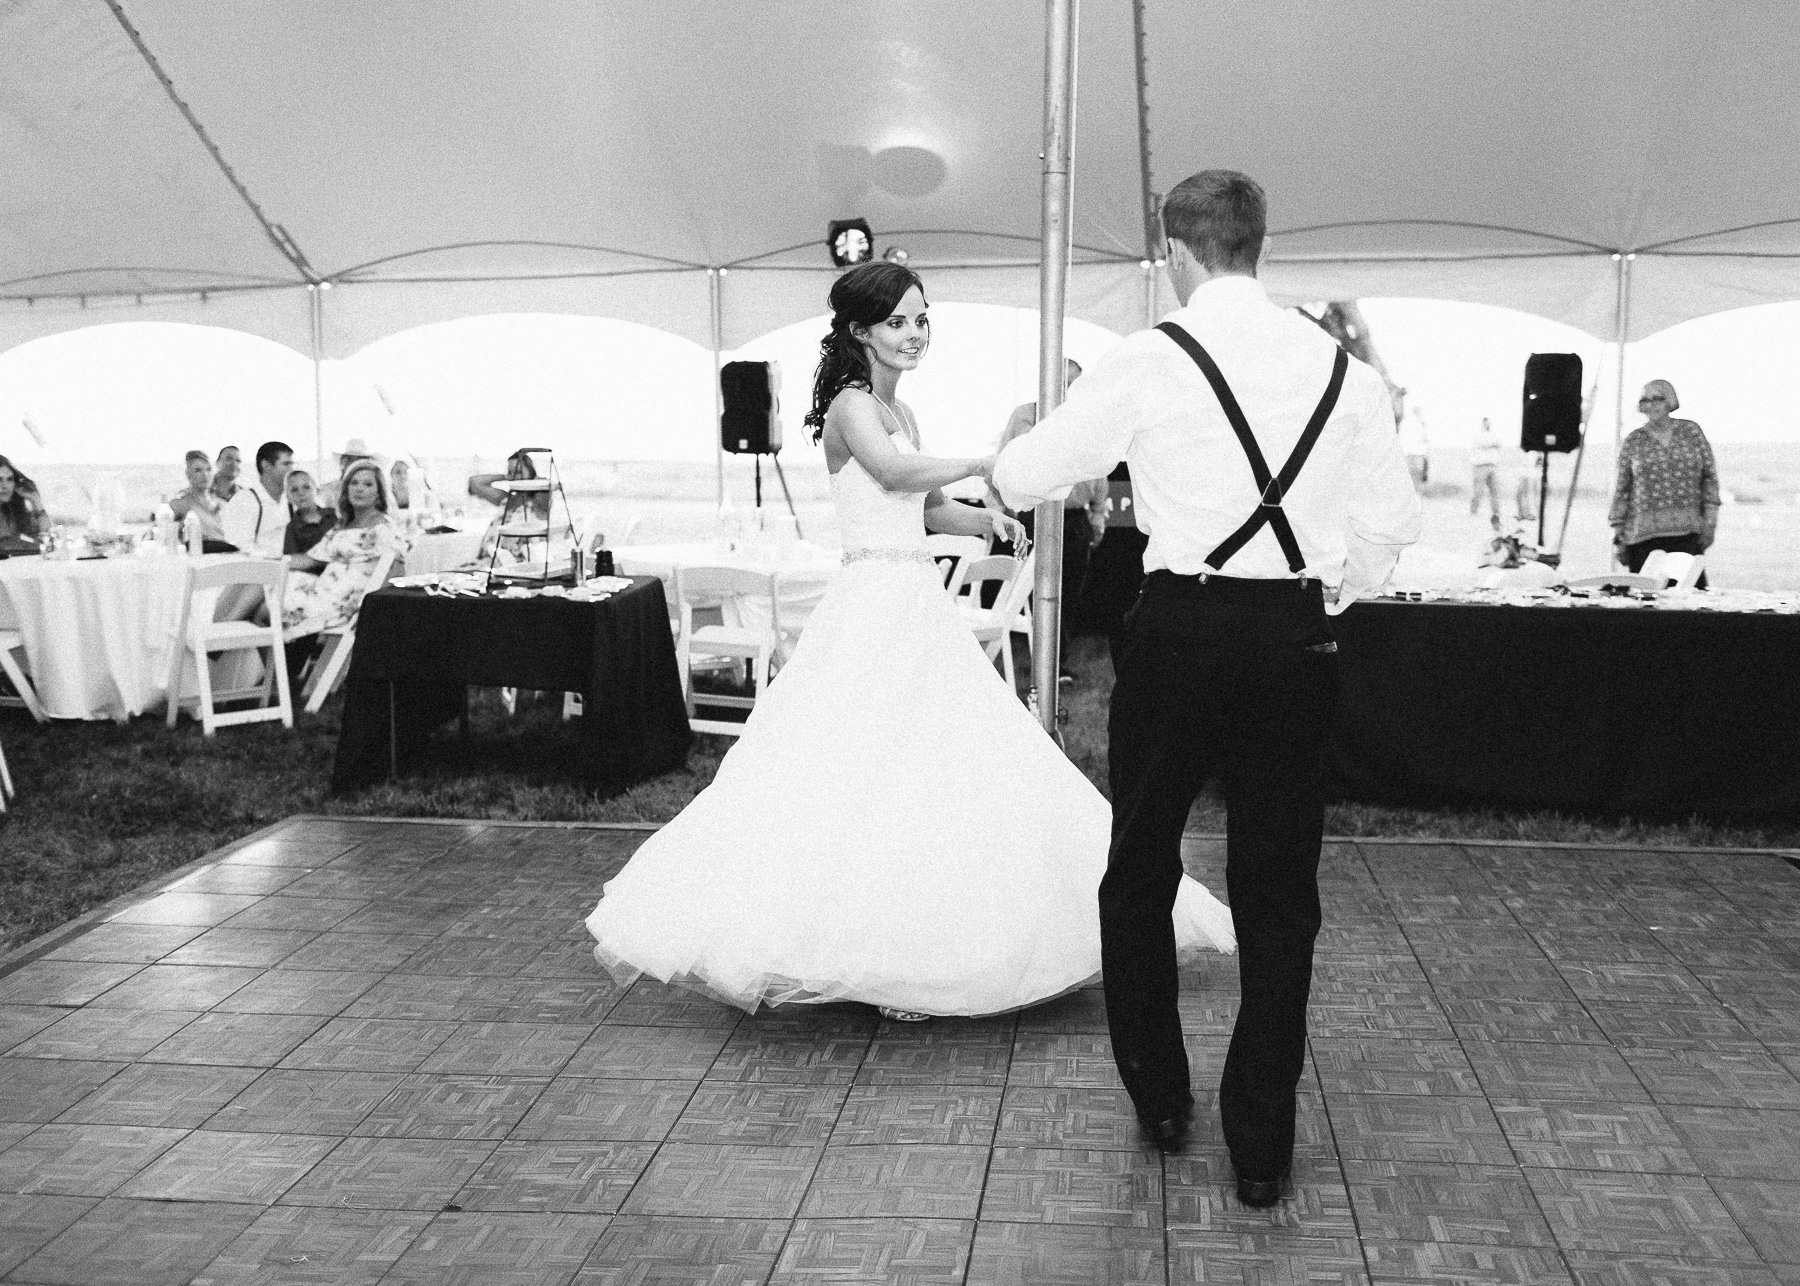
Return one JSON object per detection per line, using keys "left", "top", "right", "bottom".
{"left": 3, "top": 633, "right": 1795, "bottom": 954}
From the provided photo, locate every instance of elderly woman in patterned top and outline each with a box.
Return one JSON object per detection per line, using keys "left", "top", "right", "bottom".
{"left": 1609, "top": 379, "right": 1719, "bottom": 588}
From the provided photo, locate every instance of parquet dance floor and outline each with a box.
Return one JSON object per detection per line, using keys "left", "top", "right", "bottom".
{"left": 1, "top": 817, "right": 1798, "bottom": 1284}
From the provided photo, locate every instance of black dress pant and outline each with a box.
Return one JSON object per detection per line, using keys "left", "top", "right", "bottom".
{"left": 1102, "top": 571, "right": 1336, "bottom": 1180}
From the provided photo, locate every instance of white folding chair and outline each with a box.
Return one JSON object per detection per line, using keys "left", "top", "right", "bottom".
{"left": 165, "top": 560, "right": 293, "bottom": 735}
{"left": 675, "top": 565, "right": 781, "bottom": 737}
{"left": 0, "top": 630, "right": 48, "bottom": 724}
{"left": 0, "top": 733, "right": 14, "bottom": 812}
{"left": 925, "top": 534, "right": 989, "bottom": 595}
{"left": 957, "top": 552, "right": 1036, "bottom": 690}
{"left": 299, "top": 548, "right": 398, "bottom": 714}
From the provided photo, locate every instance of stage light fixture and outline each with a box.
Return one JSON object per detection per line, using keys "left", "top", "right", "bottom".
{"left": 883, "top": 246, "right": 910, "bottom": 265}
{"left": 828, "top": 219, "right": 873, "bottom": 267}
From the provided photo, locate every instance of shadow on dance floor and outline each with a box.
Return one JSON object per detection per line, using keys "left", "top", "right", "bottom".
{"left": 0, "top": 817, "right": 1798, "bottom": 1283}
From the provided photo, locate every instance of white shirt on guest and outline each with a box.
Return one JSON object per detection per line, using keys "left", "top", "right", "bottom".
{"left": 993, "top": 275, "right": 1421, "bottom": 614}
{"left": 220, "top": 482, "right": 291, "bottom": 556}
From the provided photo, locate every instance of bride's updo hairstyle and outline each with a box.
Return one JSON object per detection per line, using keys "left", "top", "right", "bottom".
{"left": 804, "top": 261, "right": 926, "bottom": 442}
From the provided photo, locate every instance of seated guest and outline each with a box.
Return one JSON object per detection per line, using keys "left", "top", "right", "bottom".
{"left": 169, "top": 450, "right": 229, "bottom": 544}
{"left": 1609, "top": 379, "right": 1719, "bottom": 588}
{"left": 469, "top": 450, "right": 552, "bottom": 560}
{"left": 221, "top": 440, "right": 295, "bottom": 557}
{"left": 283, "top": 470, "right": 337, "bottom": 554}
{"left": 282, "top": 460, "right": 409, "bottom": 681}
{"left": 0, "top": 455, "right": 48, "bottom": 544}
{"left": 210, "top": 445, "right": 243, "bottom": 503}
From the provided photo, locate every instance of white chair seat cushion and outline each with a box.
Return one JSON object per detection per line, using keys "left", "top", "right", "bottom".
{"left": 691, "top": 625, "right": 773, "bottom": 651}
{"left": 190, "top": 620, "right": 273, "bottom": 647}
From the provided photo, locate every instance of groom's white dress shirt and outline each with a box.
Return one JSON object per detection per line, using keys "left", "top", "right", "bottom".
{"left": 994, "top": 276, "right": 1422, "bottom": 613}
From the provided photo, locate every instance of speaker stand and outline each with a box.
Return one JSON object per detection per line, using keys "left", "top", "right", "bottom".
{"left": 752, "top": 454, "right": 804, "bottom": 541}
{"left": 1536, "top": 451, "right": 1550, "bottom": 548}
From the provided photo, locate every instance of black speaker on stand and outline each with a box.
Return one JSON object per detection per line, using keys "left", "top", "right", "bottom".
{"left": 720, "top": 360, "right": 801, "bottom": 536}
{"left": 1520, "top": 353, "right": 1583, "bottom": 552}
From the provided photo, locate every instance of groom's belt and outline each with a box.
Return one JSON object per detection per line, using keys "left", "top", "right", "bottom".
{"left": 1144, "top": 569, "right": 1323, "bottom": 600}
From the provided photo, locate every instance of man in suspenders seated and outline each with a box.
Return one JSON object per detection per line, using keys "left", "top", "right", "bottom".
{"left": 995, "top": 170, "right": 1420, "bottom": 1205}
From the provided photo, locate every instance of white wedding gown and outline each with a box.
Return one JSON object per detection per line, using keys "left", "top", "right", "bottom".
{"left": 585, "top": 436, "right": 1235, "bottom": 1016}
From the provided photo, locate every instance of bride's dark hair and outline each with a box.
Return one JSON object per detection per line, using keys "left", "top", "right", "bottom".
{"left": 804, "top": 262, "right": 926, "bottom": 442}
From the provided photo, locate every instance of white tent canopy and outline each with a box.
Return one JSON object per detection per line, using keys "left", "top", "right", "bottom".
{"left": 5, "top": 0, "right": 1800, "bottom": 359}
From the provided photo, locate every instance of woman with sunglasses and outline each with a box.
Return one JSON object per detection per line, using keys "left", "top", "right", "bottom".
{"left": 1608, "top": 379, "right": 1720, "bottom": 588}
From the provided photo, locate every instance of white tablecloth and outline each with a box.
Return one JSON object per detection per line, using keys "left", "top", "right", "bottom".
{"left": 0, "top": 553, "right": 260, "bottom": 721}
{"left": 407, "top": 526, "right": 488, "bottom": 575}
{"left": 612, "top": 541, "right": 843, "bottom": 636}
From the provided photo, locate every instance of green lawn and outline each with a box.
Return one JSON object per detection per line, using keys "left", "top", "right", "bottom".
{"left": 2, "top": 633, "right": 1794, "bottom": 954}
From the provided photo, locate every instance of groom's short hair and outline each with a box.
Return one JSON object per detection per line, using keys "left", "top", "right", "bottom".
{"left": 1162, "top": 170, "right": 1266, "bottom": 275}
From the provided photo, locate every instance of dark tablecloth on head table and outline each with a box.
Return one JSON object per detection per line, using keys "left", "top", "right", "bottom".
{"left": 329, "top": 576, "right": 691, "bottom": 794}
{"left": 1327, "top": 599, "right": 1800, "bottom": 822}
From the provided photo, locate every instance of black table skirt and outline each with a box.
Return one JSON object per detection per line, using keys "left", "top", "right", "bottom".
{"left": 330, "top": 577, "right": 691, "bottom": 794}
{"left": 1327, "top": 600, "right": 1800, "bottom": 821}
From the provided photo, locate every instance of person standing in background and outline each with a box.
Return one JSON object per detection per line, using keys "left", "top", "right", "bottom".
{"left": 992, "top": 358, "right": 1110, "bottom": 681}
{"left": 1610, "top": 378, "right": 1719, "bottom": 587}
{"left": 1469, "top": 417, "right": 1502, "bottom": 529}
{"left": 0, "top": 455, "right": 47, "bottom": 543}
{"left": 210, "top": 445, "right": 243, "bottom": 503}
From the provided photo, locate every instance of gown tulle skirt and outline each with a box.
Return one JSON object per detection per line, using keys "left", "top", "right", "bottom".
{"left": 585, "top": 550, "right": 1236, "bottom": 1017}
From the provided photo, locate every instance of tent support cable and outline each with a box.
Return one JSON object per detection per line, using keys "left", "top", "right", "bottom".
{"left": 1033, "top": 0, "right": 1079, "bottom": 742}
{"left": 101, "top": 0, "right": 317, "bottom": 286}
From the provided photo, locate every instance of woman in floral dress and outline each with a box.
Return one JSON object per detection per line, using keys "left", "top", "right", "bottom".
{"left": 283, "top": 460, "right": 408, "bottom": 642}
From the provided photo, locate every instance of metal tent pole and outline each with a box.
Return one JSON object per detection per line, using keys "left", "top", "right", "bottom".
{"left": 709, "top": 269, "right": 726, "bottom": 511}
{"left": 309, "top": 284, "right": 325, "bottom": 476}
{"left": 1031, "top": 0, "right": 1079, "bottom": 741}
{"left": 1607, "top": 253, "right": 1634, "bottom": 566}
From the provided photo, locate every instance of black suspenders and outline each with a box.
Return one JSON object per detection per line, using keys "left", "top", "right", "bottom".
{"left": 1156, "top": 322, "right": 1349, "bottom": 575}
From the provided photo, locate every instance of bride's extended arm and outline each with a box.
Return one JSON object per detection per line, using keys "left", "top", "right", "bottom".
{"left": 831, "top": 393, "right": 990, "bottom": 493}
{"left": 924, "top": 492, "right": 1025, "bottom": 544}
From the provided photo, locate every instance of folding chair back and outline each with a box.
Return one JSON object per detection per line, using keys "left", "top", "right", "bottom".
{"left": 674, "top": 565, "right": 781, "bottom": 737}
{"left": 301, "top": 548, "right": 399, "bottom": 713}
{"left": 164, "top": 558, "right": 294, "bottom": 736}
{"left": 925, "top": 534, "right": 989, "bottom": 594}
{"left": 957, "top": 552, "right": 1036, "bottom": 689}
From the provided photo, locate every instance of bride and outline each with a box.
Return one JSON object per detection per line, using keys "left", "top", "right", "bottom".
{"left": 586, "top": 262, "right": 1233, "bottom": 1019}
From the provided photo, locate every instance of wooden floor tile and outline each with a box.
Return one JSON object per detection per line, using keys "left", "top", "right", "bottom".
{"left": 669, "top": 1082, "right": 849, "bottom": 1147}
{"left": 453, "top": 1140, "right": 658, "bottom": 1213}
{"left": 11, "top": 1196, "right": 261, "bottom": 1286}
{"left": 0, "top": 1123, "right": 185, "bottom": 1197}
{"left": 207, "top": 1067, "right": 403, "bottom": 1135}
{"left": 0, "top": 960, "right": 144, "bottom": 1008}
{"left": 965, "top": 1221, "right": 1165, "bottom": 1286}
{"left": 186, "top": 1205, "right": 431, "bottom": 1286}
{"left": 800, "top": 1144, "right": 987, "bottom": 1220}
{"left": 276, "top": 1136, "right": 497, "bottom": 1211}
{"left": 829, "top": 1086, "right": 1001, "bottom": 1147}
{"left": 352, "top": 1073, "right": 547, "bottom": 1140}
{"left": 1525, "top": 1167, "right": 1760, "bottom": 1260}
{"left": 114, "top": 1129, "right": 337, "bottom": 1204}
{"left": 141, "top": 1011, "right": 326, "bottom": 1067}
{"left": 619, "top": 1143, "right": 823, "bottom": 1218}
{"left": 572, "top": 1215, "right": 787, "bottom": 1286}
{"left": 375, "top": 1210, "right": 610, "bottom": 1285}
{"left": 772, "top": 1217, "right": 974, "bottom": 1284}
{"left": 1491, "top": 1098, "right": 1702, "bottom": 1174}
{"left": 993, "top": 1086, "right": 1147, "bottom": 1151}
{"left": 9, "top": 1007, "right": 199, "bottom": 1061}
{"left": 1358, "top": 1239, "right": 1572, "bottom": 1284}
{"left": 979, "top": 1147, "right": 1161, "bottom": 1228}
{"left": 55, "top": 1062, "right": 261, "bottom": 1130}
{"left": 564, "top": 1023, "right": 733, "bottom": 1080}
{"left": 0, "top": 1193, "right": 96, "bottom": 1276}
{"left": 1340, "top": 1159, "right": 1555, "bottom": 1246}
{"left": 510, "top": 1077, "right": 697, "bottom": 1142}
{"left": 40, "top": 924, "right": 203, "bottom": 965}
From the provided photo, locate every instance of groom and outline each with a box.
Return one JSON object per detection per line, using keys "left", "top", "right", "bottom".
{"left": 995, "top": 170, "right": 1420, "bottom": 1205}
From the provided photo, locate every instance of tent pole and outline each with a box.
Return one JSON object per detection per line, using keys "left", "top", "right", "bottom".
{"left": 1608, "top": 253, "right": 1633, "bottom": 565}
{"left": 1143, "top": 259, "right": 1158, "bottom": 328}
{"left": 709, "top": 269, "right": 725, "bottom": 512}
{"left": 310, "top": 284, "right": 325, "bottom": 477}
{"left": 1032, "top": 0, "right": 1078, "bottom": 741}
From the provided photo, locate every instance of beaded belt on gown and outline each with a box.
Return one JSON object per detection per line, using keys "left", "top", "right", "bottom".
{"left": 842, "top": 547, "right": 934, "bottom": 566}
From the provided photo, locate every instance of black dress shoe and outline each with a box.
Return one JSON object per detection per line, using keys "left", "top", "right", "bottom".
{"left": 1139, "top": 1109, "right": 1191, "bottom": 1151}
{"left": 1235, "top": 1174, "right": 1287, "bottom": 1208}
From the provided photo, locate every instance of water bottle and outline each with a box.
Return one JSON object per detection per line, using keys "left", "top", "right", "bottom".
{"left": 183, "top": 511, "right": 203, "bottom": 556}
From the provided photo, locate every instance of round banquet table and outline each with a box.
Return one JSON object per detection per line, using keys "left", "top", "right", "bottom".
{"left": 611, "top": 540, "right": 844, "bottom": 637}
{"left": 0, "top": 552, "right": 259, "bottom": 721}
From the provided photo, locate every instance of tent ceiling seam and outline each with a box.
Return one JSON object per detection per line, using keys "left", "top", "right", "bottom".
{"left": 1131, "top": 0, "right": 1159, "bottom": 260}
{"left": 327, "top": 242, "right": 708, "bottom": 280}
{"left": 1273, "top": 219, "right": 1615, "bottom": 254}
{"left": 101, "top": 0, "right": 314, "bottom": 284}
{"left": 723, "top": 230, "right": 1137, "bottom": 269}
